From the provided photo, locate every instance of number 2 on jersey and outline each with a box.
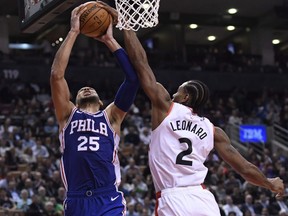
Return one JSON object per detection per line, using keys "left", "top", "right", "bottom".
{"left": 176, "top": 138, "right": 193, "bottom": 166}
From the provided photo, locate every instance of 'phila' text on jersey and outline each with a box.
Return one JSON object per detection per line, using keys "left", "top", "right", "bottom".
{"left": 70, "top": 119, "right": 108, "bottom": 136}
{"left": 169, "top": 120, "right": 207, "bottom": 140}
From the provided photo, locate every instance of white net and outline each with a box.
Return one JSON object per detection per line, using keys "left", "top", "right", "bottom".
{"left": 115, "top": 0, "right": 160, "bottom": 31}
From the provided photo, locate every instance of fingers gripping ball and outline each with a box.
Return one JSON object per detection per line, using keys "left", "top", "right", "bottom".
{"left": 80, "top": 2, "right": 111, "bottom": 38}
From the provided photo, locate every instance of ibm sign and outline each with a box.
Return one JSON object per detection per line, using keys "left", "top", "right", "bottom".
{"left": 239, "top": 125, "right": 267, "bottom": 143}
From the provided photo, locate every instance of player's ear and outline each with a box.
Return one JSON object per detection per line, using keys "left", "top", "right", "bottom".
{"left": 75, "top": 97, "right": 79, "bottom": 107}
{"left": 183, "top": 93, "right": 189, "bottom": 102}
{"left": 99, "top": 99, "right": 104, "bottom": 107}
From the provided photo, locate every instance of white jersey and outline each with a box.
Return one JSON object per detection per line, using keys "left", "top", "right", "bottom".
{"left": 149, "top": 102, "right": 214, "bottom": 192}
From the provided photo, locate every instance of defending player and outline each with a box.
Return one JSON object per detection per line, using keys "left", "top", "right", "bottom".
{"left": 119, "top": 24, "right": 285, "bottom": 216}
{"left": 50, "top": 3, "right": 138, "bottom": 215}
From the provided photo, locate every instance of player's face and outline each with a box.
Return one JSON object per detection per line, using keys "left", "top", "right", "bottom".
{"left": 76, "top": 87, "right": 100, "bottom": 106}
{"left": 77, "top": 87, "right": 97, "bottom": 97}
{"left": 172, "top": 82, "right": 187, "bottom": 103}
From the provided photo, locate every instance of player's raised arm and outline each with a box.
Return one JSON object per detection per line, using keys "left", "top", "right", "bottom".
{"left": 50, "top": 5, "right": 88, "bottom": 129}
{"left": 123, "top": 30, "right": 171, "bottom": 110}
{"left": 214, "top": 126, "right": 284, "bottom": 197}
{"left": 94, "top": 3, "right": 139, "bottom": 135}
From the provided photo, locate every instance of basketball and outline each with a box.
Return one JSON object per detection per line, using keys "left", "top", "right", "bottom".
{"left": 80, "top": 2, "right": 111, "bottom": 38}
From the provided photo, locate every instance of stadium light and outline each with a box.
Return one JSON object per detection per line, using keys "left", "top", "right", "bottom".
{"left": 189, "top": 24, "right": 198, "bottom": 29}
{"left": 228, "top": 8, "right": 238, "bottom": 14}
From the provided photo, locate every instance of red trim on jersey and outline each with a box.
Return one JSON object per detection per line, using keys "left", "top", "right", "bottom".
{"left": 59, "top": 107, "right": 77, "bottom": 152}
{"left": 112, "top": 149, "right": 117, "bottom": 163}
{"left": 167, "top": 102, "right": 174, "bottom": 116}
{"left": 62, "top": 107, "right": 77, "bottom": 131}
{"left": 201, "top": 183, "right": 207, "bottom": 189}
{"left": 60, "top": 159, "right": 68, "bottom": 190}
{"left": 103, "top": 110, "right": 116, "bottom": 134}
{"left": 155, "top": 191, "right": 160, "bottom": 216}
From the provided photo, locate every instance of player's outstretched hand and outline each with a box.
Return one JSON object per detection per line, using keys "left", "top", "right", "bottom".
{"left": 94, "top": 22, "right": 113, "bottom": 43}
{"left": 70, "top": 2, "right": 92, "bottom": 33}
{"left": 96, "top": 1, "right": 118, "bottom": 25}
{"left": 268, "top": 177, "right": 284, "bottom": 198}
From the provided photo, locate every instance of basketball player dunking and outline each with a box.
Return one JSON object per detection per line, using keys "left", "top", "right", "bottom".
{"left": 118, "top": 21, "right": 285, "bottom": 216}
{"left": 50, "top": 3, "right": 138, "bottom": 216}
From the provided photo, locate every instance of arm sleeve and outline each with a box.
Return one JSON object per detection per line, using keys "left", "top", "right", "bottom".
{"left": 113, "top": 48, "right": 139, "bottom": 112}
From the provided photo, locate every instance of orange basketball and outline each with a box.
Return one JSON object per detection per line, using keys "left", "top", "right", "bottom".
{"left": 80, "top": 2, "right": 111, "bottom": 38}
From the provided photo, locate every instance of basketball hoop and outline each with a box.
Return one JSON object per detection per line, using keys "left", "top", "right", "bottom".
{"left": 115, "top": 0, "right": 160, "bottom": 31}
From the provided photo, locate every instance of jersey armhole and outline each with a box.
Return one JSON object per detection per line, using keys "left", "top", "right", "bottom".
{"left": 103, "top": 110, "right": 120, "bottom": 142}
{"left": 167, "top": 102, "right": 174, "bottom": 116}
{"left": 61, "top": 107, "right": 77, "bottom": 132}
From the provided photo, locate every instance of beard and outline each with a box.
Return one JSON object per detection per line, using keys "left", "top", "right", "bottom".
{"left": 77, "top": 95, "right": 99, "bottom": 108}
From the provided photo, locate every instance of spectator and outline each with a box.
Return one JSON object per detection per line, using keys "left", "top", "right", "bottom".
{"left": 26, "top": 194, "right": 45, "bottom": 216}
{"left": 43, "top": 117, "right": 58, "bottom": 136}
{"left": 0, "top": 187, "right": 16, "bottom": 210}
{"left": 35, "top": 87, "right": 51, "bottom": 106}
{"left": 231, "top": 186, "right": 245, "bottom": 205}
{"left": 240, "top": 194, "right": 257, "bottom": 216}
{"left": 37, "top": 186, "right": 49, "bottom": 205}
{"left": 139, "top": 127, "right": 151, "bottom": 146}
{"left": 43, "top": 200, "right": 60, "bottom": 216}
{"left": 0, "top": 118, "right": 16, "bottom": 138}
{"left": 7, "top": 180, "right": 21, "bottom": 204}
{"left": 21, "top": 131, "right": 37, "bottom": 150}
{"left": 260, "top": 207, "right": 270, "bottom": 216}
{"left": 123, "top": 158, "right": 140, "bottom": 176}
{"left": 133, "top": 143, "right": 149, "bottom": 166}
{"left": 228, "top": 109, "right": 242, "bottom": 125}
{"left": 32, "top": 172, "right": 45, "bottom": 191}
{"left": 16, "top": 171, "right": 29, "bottom": 191}
{"left": 224, "top": 171, "right": 243, "bottom": 194}
{"left": 254, "top": 193, "right": 271, "bottom": 215}
{"left": 49, "top": 197, "right": 64, "bottom": 216}
{"left": 279, "top": 209, "right": 288, "bottom": 216}
{"left": 21, "top": 147, "right": 37, "bottom": 164}
{"left": 16, "top": 189, "right": 32, "bottom": 212}
{"left": 45, "top": 170, "right": 62, "bottom": 197}
{"left": 143, "top": 196, "right": 154, "bottom": 215}
{"left": 270, "top": 196, "right": 288, "bottom": 215}
{"left": 4, "top": 147, "right": 20, "bottom": 171}
{"left": 222, "top": 195, "right": 243, "bottom": 216}
{"left": 124, "top": 126, "right": 140, "bottom": 146}
{"left": 278, "top": 166, "right": 288, "bottom": 184}
{"left": 126, "top": 203, "right": 139, "bottom": 216}
{"left": 55, "top": 187, "right": 66, "bottom": 204}
{"left": 32, "top": 138, "right": 49, "bottom": 159}
{"left": 24, "top": 178, "right": 34, "bottom": 198}
{"left": 132, "top": 174, "right": 148, "bottom": 199}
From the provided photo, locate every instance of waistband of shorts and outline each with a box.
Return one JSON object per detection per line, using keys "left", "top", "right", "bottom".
{"left": 156, "top": 184, "right": 206, "bottom": 199}
{"left": 67, "top": 185, "right": 117, "bottom": 198}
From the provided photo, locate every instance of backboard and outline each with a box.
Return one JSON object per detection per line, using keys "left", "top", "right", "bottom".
{"left": 18, "top": 0, "right": 83, "bottom": 33}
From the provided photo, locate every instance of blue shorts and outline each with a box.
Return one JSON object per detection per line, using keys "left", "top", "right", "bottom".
{"left": 64, "top": 186, "right": 126, "bottom": 216}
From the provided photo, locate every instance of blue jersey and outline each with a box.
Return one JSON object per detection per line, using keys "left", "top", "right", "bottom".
{"left": 59, "top": 107, "right": 121, "bottom": 192}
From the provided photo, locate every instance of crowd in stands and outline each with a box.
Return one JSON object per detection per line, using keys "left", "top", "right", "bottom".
{"left": 0, "top": 57, "right": 288, "bottom": 215}
{"left": 1, "top": 42, "right": 288, "bottom": 75}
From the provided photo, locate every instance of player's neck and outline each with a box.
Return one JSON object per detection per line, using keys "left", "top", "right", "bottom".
{"left": 79, "top": 104, "right": 100, "bottom": 113}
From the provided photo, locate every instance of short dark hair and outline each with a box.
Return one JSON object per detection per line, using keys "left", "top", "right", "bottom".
{"left": 183, "top": 80, "right": 210, "bottom": 112}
